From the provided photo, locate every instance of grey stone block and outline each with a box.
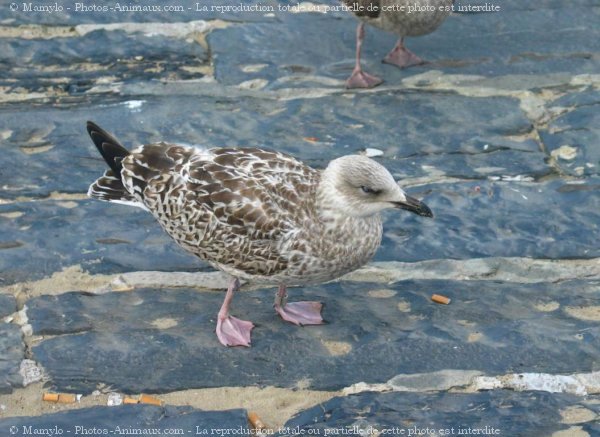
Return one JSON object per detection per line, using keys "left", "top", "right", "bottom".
{"left": 0, "top": 200, "right": 206, "bottom": 285}
{"left": 540, "top": 90, "right": 600, "bottom": 176}
{"left": 0, "top": 294, "right": 16, "bottom": 318}
{"left": 0, "top": 92, "right": 541, "bottom": 200}
{"left": 378, "top": 178, "right": 600, "bottom": 262}
{"left": 0, "top": 324, "right": 24, "bottom": 394}
{"left": 282, "top": 390, "right": 598, "bottom": 436}
{"left": 29, "top": 278, "right": 600, "bottom": 393}
{"left": 2, "top": 177, "right": 598, "bottom": 285}
{"left": 209, "top": 5, "right": 600, "bottom": 86}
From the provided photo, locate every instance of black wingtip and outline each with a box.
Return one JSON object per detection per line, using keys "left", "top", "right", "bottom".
{"left": 86, "top": 120, "right": 99, "bottom": 135}
{"left": 86, "top": 121, "right": 130, "bottom": 175}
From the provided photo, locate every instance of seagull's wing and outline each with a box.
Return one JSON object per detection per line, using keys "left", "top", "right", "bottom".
{"left": 122, "top": 145, "right": 319, "bottom": 276}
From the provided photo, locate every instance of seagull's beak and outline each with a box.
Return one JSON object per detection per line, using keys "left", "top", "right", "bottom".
{"left": 393, "top": 195, "right": 433, "bottom": 218}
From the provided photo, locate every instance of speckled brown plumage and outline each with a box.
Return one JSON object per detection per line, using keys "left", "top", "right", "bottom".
{"left": 91, "top": 142, "right": 382, "bottom": 285}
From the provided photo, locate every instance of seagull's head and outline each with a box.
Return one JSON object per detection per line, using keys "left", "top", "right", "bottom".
{"left": 319, "top": 155, "right": 433, "bottom": 219}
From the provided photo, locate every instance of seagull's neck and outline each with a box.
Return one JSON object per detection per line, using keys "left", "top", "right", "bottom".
{"left": 316, "top": 170, "right": 343, "bottom": 221}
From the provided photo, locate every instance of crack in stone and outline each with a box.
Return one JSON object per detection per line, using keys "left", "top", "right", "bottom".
{"left": 3, "top": 68, "right": 597, "bottom": 106}
{"left": 343, "top": 369, "right": 600, "bottom": 397}
{"left": 344, "top": 257, "right": 600, "bottom": 285}
{"left": 3, "top": 257, "right": 597, "bottom": 303}
{"left": 0, "top": 192, "right": 88, "bottom": 205}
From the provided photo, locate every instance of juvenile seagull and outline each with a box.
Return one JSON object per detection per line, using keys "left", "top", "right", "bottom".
{"left": 343, "top": 0, "right": 453, "bottom": 88}
{"left": 87, "top": 122, "right": 433, "bottom": 347}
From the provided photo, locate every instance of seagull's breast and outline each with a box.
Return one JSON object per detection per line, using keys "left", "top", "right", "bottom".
{"left": 367, "top": 0, "right": 453, "bottom": 37}
{"left": 269, "top": 214, "right": 384, "bottom": 286}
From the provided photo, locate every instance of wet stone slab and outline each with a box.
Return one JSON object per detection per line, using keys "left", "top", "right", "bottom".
{"left": 0, "top": 294, "right": 16, "bottom": 318}
{"left": 0, "top": 200, "right": 204, "bottom": 285}
{"left": 281, "top": 390, "right": 599, "bottom": 436}
{"left": 29, "top": 278, "right": 599, "bottom": 393}
{"left": 0, "top": 295, "right": 22, "bottom": 393}
{"left": 381, "top": 148, "right": 550, "bottom": 182}
{"left": 1, "top": 177, "right": 598, "bottom": 285}
{"left": 209, "top": 4, "right": 600, "bottom": 87}
{"left": 378, "top": 177, "right": 600, "bottom": 263}
{"left": 0, "top": 405, "right": 250, "bottom": 435}
{"left": 540, "top": 89, "right": 600, "bottom": 177}
{"left": 0, "top": 92, "right": 541, "bottom": 201}
{"left": 0, "top": 90, "right": 559, "bottom": 284}
{"left": 0, "top": 30, "right": 207, "bottom": 91}
{"left": 0, "top": 323, "right": 24, "bottom": 394}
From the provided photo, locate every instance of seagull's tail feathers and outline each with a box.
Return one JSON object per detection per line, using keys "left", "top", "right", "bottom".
{"left": 87, "top": 121, "right": 129, "bottom": 174}
{"left": 86, "top": 121, "right": 147, "bottom": 210}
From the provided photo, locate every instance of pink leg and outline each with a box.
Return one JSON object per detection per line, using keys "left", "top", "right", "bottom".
{"left": 216, "top": 278, "right": 254, "bottom": 347}
{"left": 346, "top": 22, "right": 383, "bottom": 89}
{"left": 383, "top": 37, "right": 425, "bottom": 68}
{"left": 274, "top": 285, "right": 324, "bottom": 326}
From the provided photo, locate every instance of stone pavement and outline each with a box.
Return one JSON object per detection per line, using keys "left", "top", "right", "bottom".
{"left": 0, "top": 0, "right": 599, "bottom": 435}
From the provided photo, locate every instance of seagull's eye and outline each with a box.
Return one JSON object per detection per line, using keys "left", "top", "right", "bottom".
{"left": 360, "top": 185, "right": 380, "bottom": 195}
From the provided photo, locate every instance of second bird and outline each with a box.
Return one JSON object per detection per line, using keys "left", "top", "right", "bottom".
{"left": 343, "top": 0, "right": 453, "bottom": 88}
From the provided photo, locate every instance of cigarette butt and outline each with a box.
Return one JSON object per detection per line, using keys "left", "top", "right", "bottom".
{"left": 123, "top": 397, "right": 139, "bottom": 405}
{"left": 42, "top": 393, "right": 59, "bottom": 402}
{"left": 139, "top": 394, "right": 162, "bottom": 406}
{"left": 431, "top": 294, "right": 451, "bottom": 305}
{"left": 303, "top": 137, "right": 319, "bottom": 143}
{"left": 58, "top": 393, "right": 77, "bottom": 403}
{"left": 248, "top": 411, "right": 267, "bottom": 430}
